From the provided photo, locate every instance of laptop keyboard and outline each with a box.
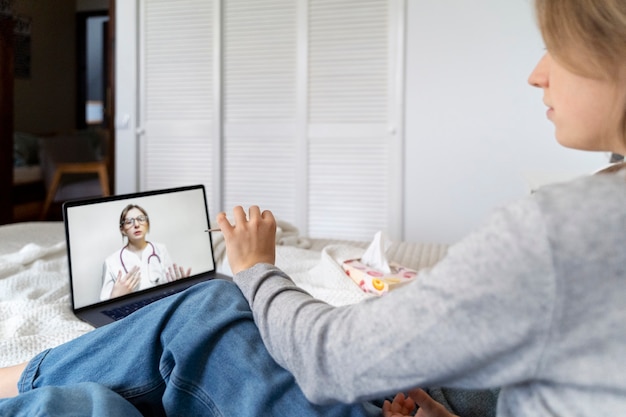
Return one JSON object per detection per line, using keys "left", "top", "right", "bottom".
{"left": 102, "top": 287, "right": 184, "bottom": 321}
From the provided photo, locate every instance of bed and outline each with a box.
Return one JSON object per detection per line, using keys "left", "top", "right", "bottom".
{"left": 0, "top": 220, "right": 448, "bottom": 368}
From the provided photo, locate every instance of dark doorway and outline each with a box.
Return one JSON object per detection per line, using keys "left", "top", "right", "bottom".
{"left": 76, "top": 3, "right": 115, "bottom": 195}
{"left": 76, "top": 11, "right": 109, "bottom": 130}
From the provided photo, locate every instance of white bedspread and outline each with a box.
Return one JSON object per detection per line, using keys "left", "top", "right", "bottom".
{"left": 0, "top": 221, "right": 448, "bottom": 367}
{"left": 0, "top": 223, "right": 93, "bottom": 367}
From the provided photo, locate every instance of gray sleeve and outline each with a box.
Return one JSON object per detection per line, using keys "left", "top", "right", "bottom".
{"left": 233, "top": 196, "right": 556, "bottom": 404}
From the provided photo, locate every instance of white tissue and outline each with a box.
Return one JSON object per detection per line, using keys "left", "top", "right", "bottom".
{"left": 360, "top": 231, "right": 391, "bottom": 273}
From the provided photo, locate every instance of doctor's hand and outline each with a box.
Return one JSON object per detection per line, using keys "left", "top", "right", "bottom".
{"left": 166, "top": 263, "right": 192, "bottom": 282}
{"left": 216, "top": 205, "right": 276, "bottom": 275}
{"left": 110, "top": 266, "right": 141, "bottom": 298}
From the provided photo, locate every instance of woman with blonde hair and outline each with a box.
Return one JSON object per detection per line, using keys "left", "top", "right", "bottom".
{"left": 0, "top": 0, "right": 625, "bottom": 415}
{"left": 220, "top": 0, "right": 626, "bottom": 415}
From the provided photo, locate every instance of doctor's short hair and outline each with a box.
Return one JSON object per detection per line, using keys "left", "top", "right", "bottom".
{"left": 119, "top": 204, "right": 150, "bottom": 231}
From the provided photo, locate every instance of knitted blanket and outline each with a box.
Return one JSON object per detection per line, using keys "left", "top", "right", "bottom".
{"left": 0, "top": 223, "right": 93, "bottom": 367}
{"left": 0, "top": 222, "right": 448, "bottom": 367}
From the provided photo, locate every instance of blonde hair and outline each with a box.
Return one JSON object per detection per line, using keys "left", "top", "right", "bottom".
{"left": 535, "top": 0, "right": 626, "bottom": 80}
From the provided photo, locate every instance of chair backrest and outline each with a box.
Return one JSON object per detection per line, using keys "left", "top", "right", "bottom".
{"left": 39, "top": 134, "right": 101, "bottom": 164}
{"left": 38, "top": 132, "right": 104, "bottom": 188}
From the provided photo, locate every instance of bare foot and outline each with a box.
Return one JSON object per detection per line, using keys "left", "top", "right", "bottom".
{"left": 0, "top": 362, "right": 27, "bottom": 398}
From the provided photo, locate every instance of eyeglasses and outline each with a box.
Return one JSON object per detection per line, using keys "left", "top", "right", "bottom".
{"left": 121, "top": 215, "right": 149, "bottom": 228}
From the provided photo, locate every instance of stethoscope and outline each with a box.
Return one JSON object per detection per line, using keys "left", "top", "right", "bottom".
{"left": 119, "top": 241, "right": 163, "bottom": 284}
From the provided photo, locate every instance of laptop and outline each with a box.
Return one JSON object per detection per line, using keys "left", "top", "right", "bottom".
{"left": 62, "top": 184, "right": 231, "bottom": 327}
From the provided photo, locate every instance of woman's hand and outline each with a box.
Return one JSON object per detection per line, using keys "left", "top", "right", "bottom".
{"left": 383, "top": 391, "right": 416, "bottom": 417}
{"left": 166, "top": 263, "right": 192, "bottom": 282}
{"left": 110, "top": 266, "right": 141, "bottom": 298}
{"left": 382, "top": 389, "right": 458, "bottom": 417}
{"left": 216, "top": 206, "right": 276, "bottom": 275}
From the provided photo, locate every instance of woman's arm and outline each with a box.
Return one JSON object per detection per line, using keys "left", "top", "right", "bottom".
{"left": 219, "top": 201, "right": 555, "bottom": 404}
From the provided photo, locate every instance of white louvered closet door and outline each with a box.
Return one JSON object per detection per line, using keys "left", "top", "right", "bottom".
{"left": 222, "top": 0, "right": 403, "bottom": 240}
{"left": 307, "top": 0, "right": 403, "bottom": 240}
{"left": 139, "top": 0, "right": 404, "bottom": 240}
{"left": 222, "top": 0, "right": 299, "bottom": 224}
{"left": 139, "top": 0, "right": 216, "bottom": 210}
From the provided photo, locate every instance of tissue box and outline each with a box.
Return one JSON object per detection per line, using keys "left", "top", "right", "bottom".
{"left": 342, "top": 259, "right": 418, "bottom": 296}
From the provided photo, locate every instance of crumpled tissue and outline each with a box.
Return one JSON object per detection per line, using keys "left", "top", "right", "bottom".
{"left": 342, "top": 231, "right": 418, "bottom": 295}
{"left": 360, "top": 231, "right": 392, "bottom": 273}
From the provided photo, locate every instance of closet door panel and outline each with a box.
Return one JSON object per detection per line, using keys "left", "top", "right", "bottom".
{"left": 140, "top": 0, "right": 214, "bottom": 205}
{"left": 223, "top": 125, "right": 297, "bottom": 221}
{"left": 307, "top": 0, "right": 396, "bottom": 240}
{"left": 222, "top": 0, "right": 298, "bottom": 223}
{"left": 309, "top": 136, "right": 389, "bottom": 240}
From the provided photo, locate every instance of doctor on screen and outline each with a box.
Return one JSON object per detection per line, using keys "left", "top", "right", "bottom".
{"left": 100, "top": 204, "right": 192, "bottom": 301}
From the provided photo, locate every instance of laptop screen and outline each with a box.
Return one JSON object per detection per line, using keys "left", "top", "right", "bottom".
{"left": 64, "top": 185, "right": 216, "bottom": 309}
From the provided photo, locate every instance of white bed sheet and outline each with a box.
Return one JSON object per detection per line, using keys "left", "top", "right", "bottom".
{"left": 0, "top": 222, "right": 93, "bottom": 367}
{"left": 0, "top": 221, "right": 448, "bottom": 367}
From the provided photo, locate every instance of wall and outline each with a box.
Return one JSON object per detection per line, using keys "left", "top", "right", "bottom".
{"left": 13, "top": 0, "right": 76, "bottom": 134}
{"left": 113, "top": 0, "right": 137, "bottom": 194}
{"left": 403, "top": 0, "right": 606, "bottom": 244}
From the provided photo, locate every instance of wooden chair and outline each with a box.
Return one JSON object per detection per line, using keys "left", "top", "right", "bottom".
{"left": 38, "top": 132, "right": 110, "bottom": 220}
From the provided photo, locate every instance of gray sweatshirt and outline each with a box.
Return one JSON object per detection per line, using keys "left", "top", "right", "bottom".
{"left": 233, "top": 174, "right": 626, "bottom": 417}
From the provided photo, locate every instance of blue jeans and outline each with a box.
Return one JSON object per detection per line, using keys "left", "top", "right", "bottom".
{"left": 0, "top": 383, "right": 144, "bottom": 417}
{"left": 2, "top": 280, "right": 379, "bottom": 417}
